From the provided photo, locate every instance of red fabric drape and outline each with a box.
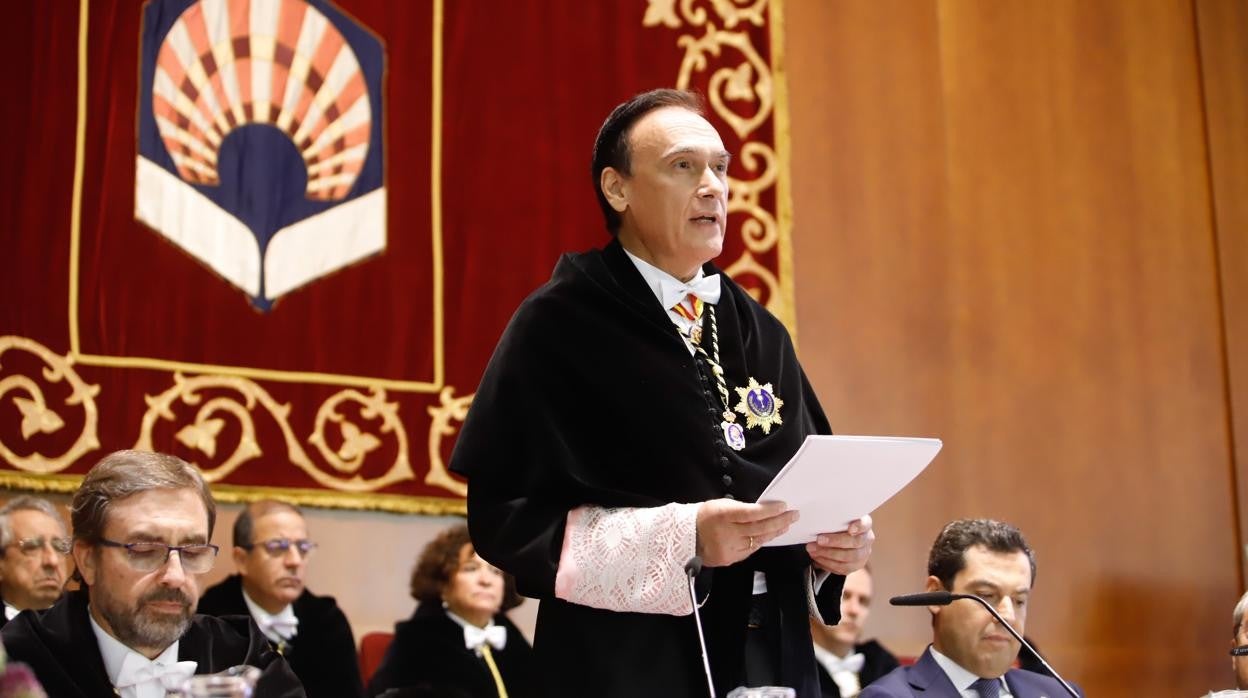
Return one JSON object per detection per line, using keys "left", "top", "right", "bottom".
{"left": 0, "top": 0, "right": 790, "bottom": 512}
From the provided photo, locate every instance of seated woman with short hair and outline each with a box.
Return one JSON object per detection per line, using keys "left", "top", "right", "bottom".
{"left": 368, "top": 524, "right": 534, "bottom": 698}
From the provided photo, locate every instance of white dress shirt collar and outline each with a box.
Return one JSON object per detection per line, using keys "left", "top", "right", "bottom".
{"left": 88, "top": 606, "right": 189, "bottom": 698}
{"left": 444, "top": 607, "right": 507, "bottom": 653}
{"left": 3, "top": 602, "right": 19, "bottom": 620}
{"left": 929, "top": 645, "right": 1012, "bottom": 697}
{"left": 242, "top": 587, "right": 298, "bottom": 643}
{"left": 623, "top": 249, "right": 723, "bottom": 357}
{"left": 622, "top": 248, "right": 708, "bottom": 305}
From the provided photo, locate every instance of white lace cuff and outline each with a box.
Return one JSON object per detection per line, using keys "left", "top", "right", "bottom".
{"left": 554, "top": 503, "right": 699, "bottom": 616}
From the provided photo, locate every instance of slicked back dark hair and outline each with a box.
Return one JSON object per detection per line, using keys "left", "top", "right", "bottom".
{"left": 927, "top": 518, "right": 1037, "bottom": 590}
{"left": 591, "top": 88, "right": 706, "bottom": 235}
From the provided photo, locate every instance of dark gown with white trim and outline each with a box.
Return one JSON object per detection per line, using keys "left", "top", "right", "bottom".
{"left": 450, "top": 238, "right": 844, "bottom": 697}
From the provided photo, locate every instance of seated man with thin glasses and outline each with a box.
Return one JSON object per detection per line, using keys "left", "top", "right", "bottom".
{"left": 198, "top": 500, "right": 364, "bottom": 698}
{"left": 0, "top": 450, "right": 305, "bottom": 698}
{"left": 0, "top": 496, "right": 71, "bottom": 626}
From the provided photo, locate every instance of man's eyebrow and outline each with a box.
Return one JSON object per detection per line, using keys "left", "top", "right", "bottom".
{"left": 662, "top": 146, "right": 733, "bottom": 161}
{"left": 966, "top": 578, "right": 1030, "bottom": 595}
{"left": 118, "top": 530, "right": 208, "bottom": 545}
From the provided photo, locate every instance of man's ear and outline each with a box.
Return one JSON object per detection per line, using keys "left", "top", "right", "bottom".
{"left": 924, "top": 575, "right": 943, "bottom": 617}
{"left": 73, "top": 540, "right": 97, "bottom": 586}
{"left": 600, "top": 167, "right": 629, "bottom": 214}
{"left": 232, "top": 545, "right": 248, "bottom": 573}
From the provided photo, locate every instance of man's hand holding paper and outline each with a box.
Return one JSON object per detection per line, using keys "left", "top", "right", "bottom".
{"left": 696, "top": 499, "right": 800, "bottom": 567}
{"left": 806, "top": 515, "right": 875, "bottom": 575}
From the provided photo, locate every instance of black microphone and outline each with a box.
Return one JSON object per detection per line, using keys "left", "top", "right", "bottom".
{"left": 888, "top": 591, "right": 955, "bottom": 606}
{"left": 889, "top": 592, "right": 1079, "bottom": 698}
{"left": 685, "top": 556, "right": 715, "bottom": 698}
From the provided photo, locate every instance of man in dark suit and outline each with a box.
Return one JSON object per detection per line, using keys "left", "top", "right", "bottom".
{"left": 861, "top": 519, "right": 1079, "bottom": 698}
{"left": 811, "top": 567, "right": 899, "bottom": 696}
{"left": 1, "top": 450, "right": 304, "bottom": 698}
{"left": 197, "top": 500, "right": 363, "bottom": 698}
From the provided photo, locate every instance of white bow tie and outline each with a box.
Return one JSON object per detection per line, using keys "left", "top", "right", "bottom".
{"left": 828, "top": 651, "right": 865, "bottom": 675}
{"left": 115, "top": 655, "right": 198, "bottom": 694}
{"left": 259, "top": 615, "right": 299, "bottom": 640}
{"left": 463, "top": 624, "right": 507, "bottom": 652}
{"left": 659, "top": 274, "right": 721, "bottom": 310}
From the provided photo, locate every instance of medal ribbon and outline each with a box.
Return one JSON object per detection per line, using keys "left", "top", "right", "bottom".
{"left": 672, "top": 293, "right": 703, "bottom": 324}
{"left": 691, "top": 306, "right": 736, "bottom": 427}
{"left": 480, "top": 644, "right": 509, "bottom": 698}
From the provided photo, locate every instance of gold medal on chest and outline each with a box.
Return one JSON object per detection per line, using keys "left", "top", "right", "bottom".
{"left": 734, "top": 377, "right": 784, "bottom": 434}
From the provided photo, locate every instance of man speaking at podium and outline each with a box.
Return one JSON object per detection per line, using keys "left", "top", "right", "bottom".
{"left": 450, "top": 89, "right": 873, "bottom": 697}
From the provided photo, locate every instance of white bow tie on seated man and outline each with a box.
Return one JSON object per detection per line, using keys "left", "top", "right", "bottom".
{"left": 106, "top": 633, "right": 198, "bottom": 698}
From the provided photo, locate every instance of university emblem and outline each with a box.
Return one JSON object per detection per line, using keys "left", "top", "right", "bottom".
{"left": 135, "top": 0, "right": 385, "bottom": 310}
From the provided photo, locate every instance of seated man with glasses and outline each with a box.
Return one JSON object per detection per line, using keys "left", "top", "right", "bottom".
{"left": 198, "top": 500, "right": 364, "bottom": 698}
{"left": 0, "top": 496, "right": 71, "bottom": 626}
{"left": 0, "top": 450, "right": 305, "bottom": 697}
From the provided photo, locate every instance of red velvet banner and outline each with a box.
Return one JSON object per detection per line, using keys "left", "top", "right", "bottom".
{"left": 0, "top": 0, "right": 794, "bottom": 513}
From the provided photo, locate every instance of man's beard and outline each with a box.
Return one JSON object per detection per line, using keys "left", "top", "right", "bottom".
{"left": 94, "top": 584, "right": 193, "bottom": 652}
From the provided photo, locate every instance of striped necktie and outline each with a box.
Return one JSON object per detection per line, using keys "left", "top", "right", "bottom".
{"left": 671, "top": 293, "right": 704, "bottom": 343}
{"left": 971, "top": 677, "right": 1003, "bottom": 698}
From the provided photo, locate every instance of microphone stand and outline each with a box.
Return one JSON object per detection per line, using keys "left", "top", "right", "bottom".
{"left": 890, "top": 592, "right": 1079, "bottom": 698}
{"left": 685, "top": 556, "right": 716, "bottom": 698}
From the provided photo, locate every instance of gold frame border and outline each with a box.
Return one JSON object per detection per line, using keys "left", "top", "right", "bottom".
{"left": 66, "top": 0, "right": 446, "bottom": 394}
{"left": 770, "top": 0, "right": 797, "bottom": 345}
{"left": 0, "top": 470, "right": 465, "bottom": 515}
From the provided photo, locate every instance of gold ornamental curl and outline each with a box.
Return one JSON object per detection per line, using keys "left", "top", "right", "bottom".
{"left": 136, "top": 374, "right": 415, "bottom": 492}
{"left": 645, "top": 0, "right": 768, "bottom": 30}
{"left": 0, "top": 335, "right": 100, "bottom": 473}
{"left": 425, "top": 387, "right": 472, "bottom": 497}
{"left": 723, "top": 250, "right": 781, "bottom": 307}
{"left": 727, "top": 142, "right": 778, "bottom": 253}
{"left": 675, "top": 24, "right": 773, "bottom": 142}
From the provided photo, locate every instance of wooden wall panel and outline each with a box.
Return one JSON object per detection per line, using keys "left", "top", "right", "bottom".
{"left": 786, "top": 1, "right": 1238, "bottom": 695}
{"left": 1196, "top": 0, "right": 1248, "bottom": 587}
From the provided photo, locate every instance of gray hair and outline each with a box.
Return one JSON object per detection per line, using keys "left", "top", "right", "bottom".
{"left": 0, "top": 496, "right": 67, "bottom": 549}
{"left": 1233, "top": 591, "right": 1248, "bottom": 638}
{"left": 71, "top": 450, "right": 217, "bottom": 544}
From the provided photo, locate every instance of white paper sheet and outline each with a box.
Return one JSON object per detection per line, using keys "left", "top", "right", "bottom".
{"left": 758, "top": 435, "right": 942, "bottom": 547}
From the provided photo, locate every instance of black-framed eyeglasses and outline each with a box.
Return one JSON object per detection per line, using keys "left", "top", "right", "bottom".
{"left": 98, "top": 538, "right": 219, "bottom": 573}
{"left": 6, "top": 536, "right": 71, "bottom": 557}
{"left": 239, "top": 538, "right": 317, "bottom": 557}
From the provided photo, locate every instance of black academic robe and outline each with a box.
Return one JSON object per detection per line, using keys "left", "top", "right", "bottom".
{"left": 197, "top": 574, "right": 364, "bottom": 698}
{"left": 816, "top": 639, "right": 901, "bottom": 697}
{"left": 366, "top": 602, "right": 535, "bottom": 698}
{"left": 0, "top": 588, "right": 305, "bottom": 697}
{"left": 450, "top": 239, "right": 844, "bottom": 697}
